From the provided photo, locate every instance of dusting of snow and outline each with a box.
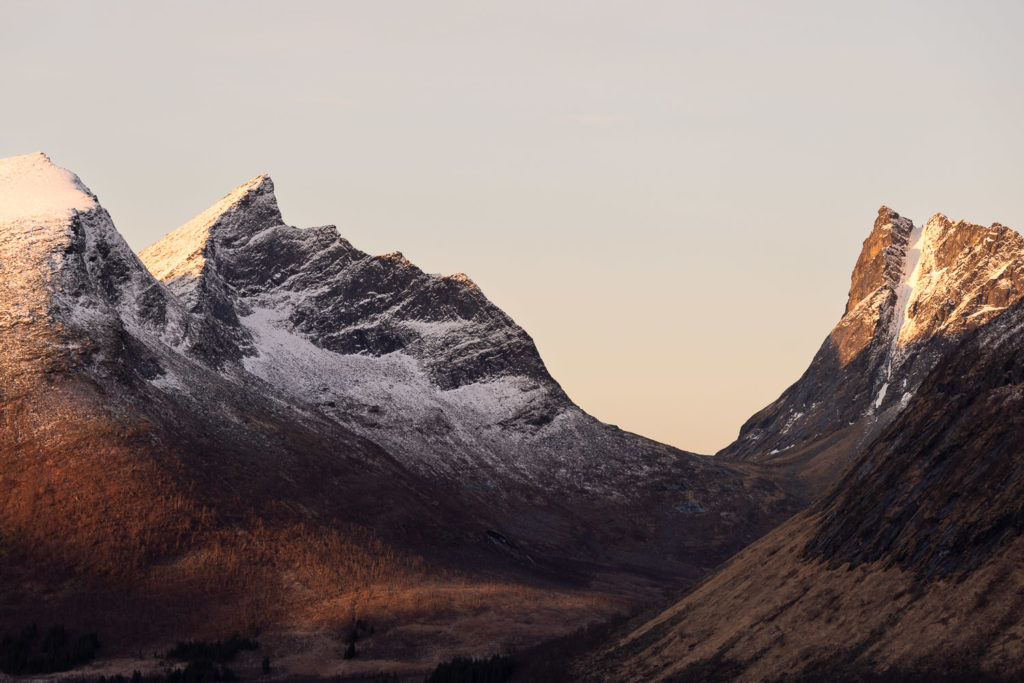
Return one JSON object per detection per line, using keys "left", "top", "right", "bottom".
{"left": 1, "top": 155, "right": 725, "bottom": 505}
{"left": 967, "top": 304, "right": 1007, "bottom": 319}
{"left": 128, "top": 170, "right": 728, "bottom": 492}
{"left": 873, "top": 382, "right": 888, "bottom": 409}
{"left": 0, "top": 153, "right": 97, "bottom": 225}
{"left": 401, "top": 319, "right": 466, "bottom": 336}
{"left": 780, "top": 411, "right": 804, "bottom": 434}
{"left": 149, "top": 368, "right": 191, "bottom": 394}
{"left": 238, "top": 301, "right": 563, "bottom": 478}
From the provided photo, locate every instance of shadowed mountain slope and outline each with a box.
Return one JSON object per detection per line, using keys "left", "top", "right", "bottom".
{"left": 0, "top": 152, "right": 518, "bottom": 647}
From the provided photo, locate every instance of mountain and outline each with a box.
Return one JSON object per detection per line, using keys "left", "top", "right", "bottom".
{"left": 135, "top": 169, "right": 797, "bottom": 577}
{"left": 0, "top": 152, "right": 505, "bottom": 653}
{"left": 137, "top": 173, "right": 611, "bottom": 483}
{"left": 0, "top": 153, "right": 794, "bottom": 675}
{"left": 583, "top": 214, "right": 1024, "bottom": 682}
{"left": 720, "top": 206, "right": 1024, "bottom": 497}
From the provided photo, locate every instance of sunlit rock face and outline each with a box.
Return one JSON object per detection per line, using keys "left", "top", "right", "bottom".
{"left": 720, "top": 206, "right": 1024, "bottom": 497}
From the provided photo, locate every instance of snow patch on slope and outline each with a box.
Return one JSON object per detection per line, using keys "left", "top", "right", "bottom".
{"left": 892, "top": 222, "right": 926, "bottom": 348}
{"left": 872, "top": 221, "right": 928, "bottom": 408}
{"left": 873, "top": 382, "right": 888, "bottom": 409}
{"left": 149, "top": 368, "right": 192, "bottom": 394}
{"left": 239, "top": 301, "right": 558, "bottom": 477}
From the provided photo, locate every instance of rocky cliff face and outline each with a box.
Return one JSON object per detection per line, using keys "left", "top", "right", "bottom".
{"left": 720, "top": 206, "right": 1024, "bottom": 496}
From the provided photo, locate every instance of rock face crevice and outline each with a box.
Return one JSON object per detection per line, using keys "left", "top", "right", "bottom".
{"left": 844, "top": 208, "right": 914, "bottom": 321}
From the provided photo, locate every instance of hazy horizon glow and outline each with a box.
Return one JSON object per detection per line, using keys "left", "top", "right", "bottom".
{"left": 2, "top": 1, "right": 1022, "bottom": 453}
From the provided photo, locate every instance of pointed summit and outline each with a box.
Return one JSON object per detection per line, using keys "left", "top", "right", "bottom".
{"left": 0, "top": 152, "right": 98, "bottom": 225}
{"left": 139, "top": 174, "right": 282, "bottom": 302}
{"left": 0, "top": 153, "right": 185, "bottom": 349}
{"left": 844, "top": 206, "right": 914, "bottom": 320}
{"left": 721, "top": 207, "right": 1024, "bottom": 496}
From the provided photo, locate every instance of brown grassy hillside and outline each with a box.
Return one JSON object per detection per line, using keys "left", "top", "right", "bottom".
{"left": 582, "top": 296, "right": 1024, "bottom": 682}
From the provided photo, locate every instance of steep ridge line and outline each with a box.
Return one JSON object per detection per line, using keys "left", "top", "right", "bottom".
{"left": 719, "top": 207, "right": 1024, "bottom": 498}
{"left": 582, "top": 215, "right": 1024, "bottom": 683}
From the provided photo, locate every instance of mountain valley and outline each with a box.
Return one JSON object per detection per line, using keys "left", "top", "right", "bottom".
{"left": 5, "top": 152, "right": 1024, "bottom": 682}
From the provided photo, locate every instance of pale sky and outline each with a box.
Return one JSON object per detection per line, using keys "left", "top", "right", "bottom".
{"left": 2, "top": 1, "right": 1022, "bottom": 453}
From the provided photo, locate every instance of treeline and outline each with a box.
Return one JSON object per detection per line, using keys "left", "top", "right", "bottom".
{"left": 422, "top": 614, "right": 632, "bottom": 683}
{"left": 166, "top": 634, "right": 259, "bottom": 663}
{"left": 425, "top": 655, "right": 514, "bottom": 683}
{"left": 66, "top": 633, "right": 261, "bottom": 683}
{"left": 73, "top": 662, "right": 237, "bottom": 683}
{"left": 0, "top": 623, "right": 100, "bottom": 675}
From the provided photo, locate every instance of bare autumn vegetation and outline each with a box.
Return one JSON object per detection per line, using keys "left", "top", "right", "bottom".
{"left": 0, "top": 322, "right": 620, "bottom": 674}
{"left": 581, "top": 295, "right": 1024, "bottom": 682}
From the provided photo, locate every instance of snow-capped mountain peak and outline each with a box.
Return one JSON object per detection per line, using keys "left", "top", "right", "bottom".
{"left": 896, "top": 212, "right": 1024, "bottom": 346}
{"left": 722, "top": 205, "right": 1024, "bottom": 495}
{"left": 139, "top": 173, "right": 281, "bottom": 306}
{"left": 0, "top": 152, "right": 794, "bottom": 583}
{"left": 0, "top": 152, "right": 98, "bottom": 225}
{"left": 132, "top": 171, "right": 785, "bottom": 523}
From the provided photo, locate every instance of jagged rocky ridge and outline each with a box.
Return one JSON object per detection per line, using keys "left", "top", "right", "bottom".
{"left": 135, "top": 167, "right": 796, "bottom": 567}
{"left": 720, "top": 206, "right": 1024, "bottom": 496}
{"left": 584, "top": 274, "right": 1024, "bottom": 683}
{"left": 139, "top": 174, "right": 577, "bottom": 481}
{"left": 0, "top": 153, "right": 794, "bottom": 664}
